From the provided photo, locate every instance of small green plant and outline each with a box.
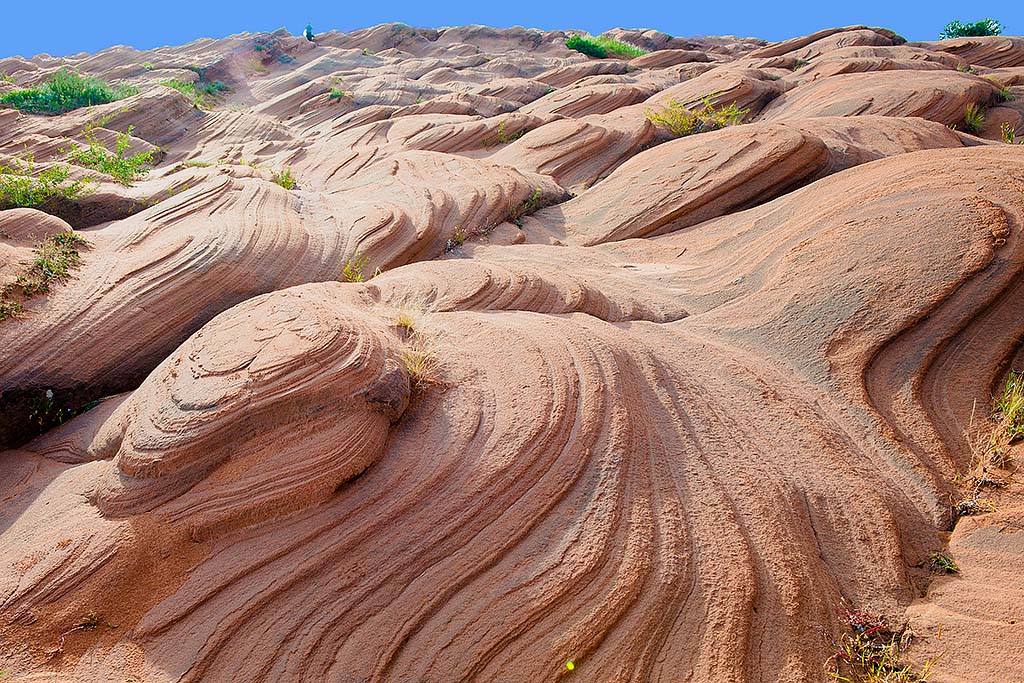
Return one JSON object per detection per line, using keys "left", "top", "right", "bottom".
{"left": 1001, "top": 122, "right": 1019, "bottom": 144}
{"left": 565, "top": 34, "right": 647, "bottom": 59}
{"left": 827, "top": 606, "right": 938, "bottom": 682}
{"left": 342, "top": 253, "right": 369, "bottom": 282}
{"left": 509, "top": 188, "right": 543, "bottom": 227}
{"left": 142, "top": 62, "right": 155, "bottom": 70}
{"left": 0, "top": 69, "right": 136, "bottom": 115}
{"left": 940, "top": 19, "right": 1003, "bottom": 39}
{"left": 66, "top": 125, "right": 155, "bottom": 186}
{"left": 954, "top": 63, "right": 977, "bottom": 74}
{"left": 271, "top": 167, "right": 296, "bottom": 189}
{"left": 0, "top": 153, "right": 92, "bottom": 209}
{"left": 928, "top": 552, "right": 959, "bottom": 574}
{"left": 485, "top": 120, "right": 528, "bottom": 146}
{"left": 793, "top": 59, "right": 809, "bottom": 70}
{"left": 646, "top": 94, "right": 749, "bottom": 137}
{"left": 0, "top": 72, "right": 14, "bottom": 84}
{"left": 329, "top": 88, "right": 352, "bottom": 100}
{"left": 962, "top": 103, "right": 985, "bottom": 134}
{"left": 445, "top": 227, "right": 469, "bottom": 252}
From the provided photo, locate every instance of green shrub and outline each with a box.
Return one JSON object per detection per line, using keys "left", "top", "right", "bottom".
{"left": 565, "top": 34, "right": 647, "bottom": 59}
{"left": 142, "top": 62, "right": 155, "bottom": 70}
{"left": 0, "top": 72, "right": 14, "bottom": 84}
{"left": 0, "top": 69, "right": 136, "bottom": 115}
{"left": 940, "top": 19, "right": 1003, "bottom": 39}
{"left": 0, "top": 153, "right": 92, "bottom": 209}
{"left": 646, "top": 94, "right": 749, "bottom": 137}
{"left": 329, "top": 88, "right": 351, "bottom": 100}
{"left": 66, "top": 125, "right": 155, "bottom": 186}
{"left": 962, "top": 102, "right": 985, "bottom": 133}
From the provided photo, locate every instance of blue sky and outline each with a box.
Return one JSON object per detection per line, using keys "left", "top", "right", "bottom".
{"left": 1, "top": 0, "right": 1020, "bottom": 59}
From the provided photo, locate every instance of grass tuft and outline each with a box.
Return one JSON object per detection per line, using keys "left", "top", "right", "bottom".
{"left": 565, "top": 34, "right": 647, "bottom": 59}
{"left": 1001, "top": 122, "right": 1020, "bottom": 144}
{"left": 962, "top": 103, "right": 985, "bottom": 134}
{"left": 395, "top": 310, "right": 417, "bottom": 337}
{"left": 646, "top": 93, "right": 749, "bottom": 138}
{"left": 0, "top": 69, "right": 136, "bottom": 115}
{"left": 66, "top": 125, "right": 155, "bottom": 186}
{"left": 401, "top": 332, "right": 439, "bottom": 391}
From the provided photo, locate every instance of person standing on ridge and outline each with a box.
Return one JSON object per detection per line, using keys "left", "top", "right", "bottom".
{"left": 304, "top": 23, "right": 315, "bottom": 42}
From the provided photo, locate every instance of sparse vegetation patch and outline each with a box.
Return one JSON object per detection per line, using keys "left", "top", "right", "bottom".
{"left": 66, "top": 125, "right": 155, "bottom": 186}
{"left": 827, "top": 605, "right": 938, "bottom": 682}
{"left": 0, "top": 230, "right": 89, "bottom": 320}
{"left": 161, "top": 77, "right": 229, "bottom": 109}
{"left": 0, "top": 153, "right": 92, "bottom": 210}
{"left": 646, "top": 93, "right": 749, "bottom": 137}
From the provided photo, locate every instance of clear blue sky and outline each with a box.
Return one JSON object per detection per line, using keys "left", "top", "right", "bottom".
{"left": 1, "top": 0, "right": 1019, "bottom": 59}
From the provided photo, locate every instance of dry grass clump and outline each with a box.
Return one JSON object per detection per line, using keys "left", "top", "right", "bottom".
{"left": 953, "top": 370, "right": 1022, "bottom": 516}
{"left": 401, "top": 331, "right": 439, "bottom": 391}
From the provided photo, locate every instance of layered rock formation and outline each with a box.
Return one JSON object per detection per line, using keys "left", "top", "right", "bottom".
{"left": 1, "top": 23, "right": 1023, "bottom": 683}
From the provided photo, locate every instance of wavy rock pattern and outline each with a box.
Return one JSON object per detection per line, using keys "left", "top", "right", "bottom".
{"left": 2, "top": 21, "right": 1024, "bottom": 683}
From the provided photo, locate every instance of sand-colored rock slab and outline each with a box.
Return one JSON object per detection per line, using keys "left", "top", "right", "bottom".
{"left": 3, "top": 22, "right": 1024, "bottom": 683}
